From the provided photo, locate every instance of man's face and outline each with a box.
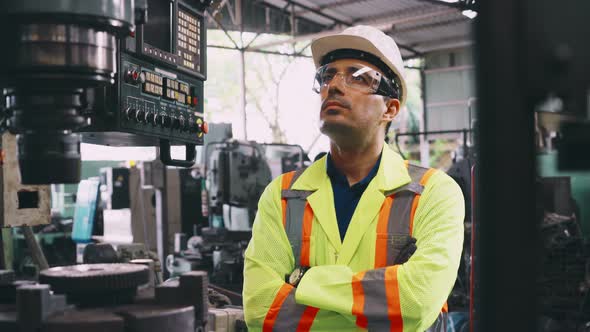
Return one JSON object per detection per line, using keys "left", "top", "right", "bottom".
{"left": 317, "top": 58, "right": 395, "bottom": 144}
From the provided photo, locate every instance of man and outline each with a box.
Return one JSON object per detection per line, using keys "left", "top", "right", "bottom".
{"left": 243, "top": 25, "right": 464, "bottom": 331}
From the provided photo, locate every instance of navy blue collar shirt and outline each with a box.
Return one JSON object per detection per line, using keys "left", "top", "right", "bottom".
{"left": 326, "top": 152, "right": 382, "bottom": 241}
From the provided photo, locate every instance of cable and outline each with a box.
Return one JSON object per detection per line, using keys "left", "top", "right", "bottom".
{"left": 394, "top": 134, "right": 407, "bottom": 160}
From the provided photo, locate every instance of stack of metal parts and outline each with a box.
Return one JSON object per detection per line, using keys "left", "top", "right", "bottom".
{"left": 0, "top": 264, "right": 210, "bottom": 332}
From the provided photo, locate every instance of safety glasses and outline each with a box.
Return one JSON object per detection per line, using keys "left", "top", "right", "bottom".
{"left": 312, "top": 63, "right": 399, "bottom": 98}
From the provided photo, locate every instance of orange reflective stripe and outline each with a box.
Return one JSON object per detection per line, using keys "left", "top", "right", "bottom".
{"left": 409, "top": 168, "right": 437, "bottom": 236}
{"left": 375, "top": 196, "right": 394, "bottom": 268}
{"left": 300, "top": 203, "right": 314, "bottom": 266}
{"left": 385, "top": 266, "right": 403, "bottom": 331}
{"left": 352, "top": 271, "right": 368, "bottom": 328}
{"left": 409, "top": 196, "right": 420, "bottom": 236}
{"left": 442, "top": 302, "right": 448, "bottom": 313}
{"left": 263, "top": 283, "right": 294, "bottom": 332}
{"left": 296, "top": 306, "right": 320, "bottom": 331}
{"left": 281, "top": 171, "right": 296, "bottom": 227}
{"left": 419, "top": 168, "right": 437, "bottom": 186}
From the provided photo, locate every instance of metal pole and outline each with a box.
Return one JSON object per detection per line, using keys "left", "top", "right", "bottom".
{"left": 474, "top": 0, "right": 537, "bottom": 330}
{"left": 22, "top": 226, "right": 49, "bottom": 271}
{"left": 237, "top": 0, "right": 247, "bottom": 140}
{"left": 419, "top": 66, "right": 429, "bottom": 166}
{"left": 239, "top": 50, "right": 247, "bottom": 140}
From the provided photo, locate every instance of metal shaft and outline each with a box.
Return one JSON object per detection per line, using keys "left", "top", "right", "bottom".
{"left": 22, "top": 225, "right": 49, "bottom": 271}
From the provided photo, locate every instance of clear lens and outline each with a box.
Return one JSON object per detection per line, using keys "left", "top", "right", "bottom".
{"left": 312, "top": 63, "right": 383, "bottom": 94}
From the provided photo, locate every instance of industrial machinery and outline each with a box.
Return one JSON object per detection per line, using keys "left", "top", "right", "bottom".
{"left": 0, "top": 0, "right": 211, "bottom": 185}
{"left": 166, "top": 140, "right": 306, "bottom": 292}
{"left": 0, "top": 265, "right": 214, "bottom": 332}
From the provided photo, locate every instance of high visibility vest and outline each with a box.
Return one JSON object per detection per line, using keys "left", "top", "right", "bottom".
{"left": 267, "top": 163, "right": 448, "bottom": 332}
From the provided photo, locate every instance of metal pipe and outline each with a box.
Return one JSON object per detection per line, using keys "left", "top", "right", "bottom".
{"left": 22, "top": 225, "right": 49, "bottom": 271}
{"left": 247, "top": 8, "right": 458, "bottom": 51}
{"left": 208, "top": 44, "right": 312, "bottom": 58}
{"left": 396, "top": 129, "right": 472, "bottom": 136}
{"left": 239, "top": 49, "right": 247, "bottom": 140}
{"left": 414, "top": 0, "right": 464, "bottom": 9}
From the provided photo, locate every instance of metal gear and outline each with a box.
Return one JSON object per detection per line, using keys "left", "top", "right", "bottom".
{"left": 39, "top": 264, "right": 149, "bottom": 305}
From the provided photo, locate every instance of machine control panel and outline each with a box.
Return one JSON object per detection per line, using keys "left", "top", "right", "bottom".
{"left": 119, "top": 55, "right": 206, "bottom": 144}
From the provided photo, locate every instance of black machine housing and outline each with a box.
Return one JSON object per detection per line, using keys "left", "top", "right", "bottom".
{"left": 83, "top": 0, "right": 208, "bottom": 166}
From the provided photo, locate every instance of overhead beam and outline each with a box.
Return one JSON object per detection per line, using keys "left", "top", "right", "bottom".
{"left": 282, "top": 0, "right": 353, "bottom": 26}
{"left": 208, "top": 44, "right": 312, "bottom": 58}
{"left": 247, "top": 8, "right": 458, "bottom": 51}
{"left": 392, "top": 17, "right": 467, "bottom": 34}
{"left": 291, "top": 0, "right": 365, "bottom": 20}
{"left": 414, "top": 0, "right": 464, "bottom": 9}
{"left": 396, "top": 42, "right": 424, "bottom": 57}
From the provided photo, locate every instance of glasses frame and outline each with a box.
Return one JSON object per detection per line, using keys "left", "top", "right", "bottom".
{"left": 312, "top": 63, "right": 399, "bottom": 99}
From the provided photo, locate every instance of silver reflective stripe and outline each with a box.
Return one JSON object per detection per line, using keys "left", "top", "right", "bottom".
{"left": 281, "top": 168, "right": 311, "bottom": 267}
{"left": 386, "top": 191, "right": 415, "bottom": 265}
{"left": 424, "top": 312, "right": 447, "bottom": 332}
{"left": 407, "top": 164, "right": 429, "bottom": 183}
{"left": 285, "top": 198, "right": 307, "bottom": 265}
{"left": 273, "top": 287, "right": 308, "bottom": 331}
{"left": 281, "top": 190, "right": 314, "bottom": 199}
{"left": 384, "top": 181, "right": 424, "bottom": 196}
{"left": 360, "top": 268, "right": 390, "bottom": 331}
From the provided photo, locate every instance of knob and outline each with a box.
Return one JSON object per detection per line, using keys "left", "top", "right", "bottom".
{"left": 125, "top": 107, "right": 137, "bottom": 121}
{"left": 145, "top": 112, "right": 154, "bottom": 124}
{"left": 136, "top": 109, "right": 146, "bottom": 123}
{"left": 179, "top": 116, "right": 187, "bottom": 131}
{"left": 172, "top": 117, "right": 180, "bottom": 129}
{"left": 160, "top": 115, "right": 171, "bottom": 128}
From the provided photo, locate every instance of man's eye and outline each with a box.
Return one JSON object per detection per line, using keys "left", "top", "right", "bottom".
{"left": 351, "top": 75, "right": 368, "bottom": 84}
{"left": 322, "top": 73, "right": 335, "bottom": 81}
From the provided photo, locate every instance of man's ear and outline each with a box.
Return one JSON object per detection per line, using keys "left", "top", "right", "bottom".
{"left": 383, "top": 98, "right": 401, "bottom": 121}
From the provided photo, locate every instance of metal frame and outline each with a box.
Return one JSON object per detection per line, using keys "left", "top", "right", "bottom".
{"left": 474, "top": 1, "right": 537, "bottom": 331}
{"left": 206, "top": 0, "right": 469, "bottom": 141}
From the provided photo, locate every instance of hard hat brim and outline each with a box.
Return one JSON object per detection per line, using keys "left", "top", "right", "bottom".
{"left": 311, "top": 34, "right": 407, "bottom": 107}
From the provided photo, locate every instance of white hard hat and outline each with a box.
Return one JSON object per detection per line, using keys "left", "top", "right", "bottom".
{"left": 311, "top": 25, "right": 407, "bottom": 106}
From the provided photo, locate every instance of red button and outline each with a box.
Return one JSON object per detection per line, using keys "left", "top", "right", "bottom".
{"left": 202, "top": 121, "right": 208, "bottom": 134}
{"left": 130, "top": 31, "right": 136, "bottom": 38}
{"left": 192, "top": 97, "right": 198, "bottom": 106}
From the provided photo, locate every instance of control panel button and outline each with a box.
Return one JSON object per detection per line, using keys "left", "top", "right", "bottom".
{"left": 125, "top": 107, "right": 137, "bottom": 121}
{"left": 124, "top": 69, "right": 142, "bottom": 85}
{"left": 161, "top": 115, "right": 171, "bottom": 128}
{"left": 179, "top": 116, "right": 187, "bottom": 131}
{"left": 195, "top": 118, "right": 205, "bottom": 138}
{"left": 145, "top": 112, "right": 154, "bottom": 124}
{"left": 172, "top": 117, "right": 180, "bottom": 129}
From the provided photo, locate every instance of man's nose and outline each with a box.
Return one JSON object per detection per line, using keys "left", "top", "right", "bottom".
{"left": 327, "top": 73, "right": 346, "bottom": 94}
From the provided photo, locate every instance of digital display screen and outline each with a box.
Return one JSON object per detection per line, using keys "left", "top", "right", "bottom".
{"left": 177, "top": 7, "right": 201, "bottom": 73}
{"left": 144, "top": 0, "right": 172, "bottom": 52}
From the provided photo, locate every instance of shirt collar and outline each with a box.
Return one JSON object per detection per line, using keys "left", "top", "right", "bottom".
{"left": 326, "top": 152, "right": 382, "bottom": 189}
